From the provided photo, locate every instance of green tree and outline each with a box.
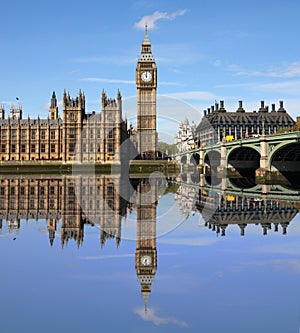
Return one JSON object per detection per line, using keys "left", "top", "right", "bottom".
{"left": 158, "top": 141, "right": 178, "bottom": 156}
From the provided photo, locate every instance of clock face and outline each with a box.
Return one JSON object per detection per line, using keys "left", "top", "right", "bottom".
{"left": 141, "top": 71, "right": 152, "bottom": 82}
{"left": 140, "top": 255, "right": 152, "bottom": 266}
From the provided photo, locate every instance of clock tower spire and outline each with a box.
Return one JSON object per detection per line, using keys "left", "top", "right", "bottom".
{"left": 136, "top": 26, "right": 157, "bottom": 160}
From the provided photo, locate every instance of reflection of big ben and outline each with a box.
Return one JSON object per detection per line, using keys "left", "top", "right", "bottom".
{"left": 136, "top": 26, "right": 157, "bottom": 159}
{"left": 135, "top": 178, "right": 157, "bottom": 311}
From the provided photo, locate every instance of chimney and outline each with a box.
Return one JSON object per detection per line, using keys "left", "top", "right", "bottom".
{"left": 278, "top": 100, "right": 286, "bottom": 113}
{"left": 204, "top": 110, "right": 207, "bottom": 116}
{"left": 219, "top": 100, "right": 226, "bottom": 112}
{"left": 237, "top": 100, "right": 245, "bottom": 112}
{"left": 259, "top": 100, "right": 266, "bottom": 112}
{"left": 271, "top": 104, "right": 276, "bottom": 112}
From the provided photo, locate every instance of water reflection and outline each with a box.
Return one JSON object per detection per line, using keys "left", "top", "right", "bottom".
{"left": 1, "top": 172, "right": 300, "bottom": 332}
{"left": 1, "top": 172, "right": 300, "bottom": 242}
{"left": 173, "top": 173, "right": 300, "bottom": 236}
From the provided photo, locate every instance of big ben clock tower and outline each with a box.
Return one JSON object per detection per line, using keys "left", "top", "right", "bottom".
{"left": 136, "top": 25, "right": 157, "bottom": 160}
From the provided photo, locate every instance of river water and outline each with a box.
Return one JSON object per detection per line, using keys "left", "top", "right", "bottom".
{"left": 0, "top": 173, "right": 300, "bottom": 333}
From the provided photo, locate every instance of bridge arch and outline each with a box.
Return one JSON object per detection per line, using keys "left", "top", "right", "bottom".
{"left": 269, "top": 142, "right": 300, "bottom": 185}
{"left": 228, "top": 177, "right": 257, "bottom": 189}
{"left": 181, "top": 155, "right": 187, "bottom": 165}
{"left": 191, "top": 172, "right": 200, "bottom": 184}
{"left": 227, "top": 147, "right": 260, "bottom": 176}
{"left": 190, "top": 153, "right": 200, "bottom": 166}
{"left": 268, "top": 141, "right": 300, "bottom": 170}
{"left": 181, "top": 173, "right": 187, "bottom": 182}
{"left": 204, "top": 150, "right": 221, "bottom": 170}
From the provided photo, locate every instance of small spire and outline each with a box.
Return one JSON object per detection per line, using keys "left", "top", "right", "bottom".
{"left": 142, "top": 291, "right": 150, "bottom": 313}
{"left": 117, "top": 89, "right": 121, "bottom": 100}
{"left": 51, "top": 91, "right": 57, "bottom": 108}
{"left": 142, "top": 24, "right": 151, "bottom": 46}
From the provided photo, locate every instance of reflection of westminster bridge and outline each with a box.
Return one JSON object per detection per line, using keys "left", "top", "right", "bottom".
{"left": 174, "top": 173, "right": 300, "bottom": 237}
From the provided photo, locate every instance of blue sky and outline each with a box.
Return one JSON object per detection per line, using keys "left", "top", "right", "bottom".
{"left": 1, "top": 0, "right": 300, "bottom": 131}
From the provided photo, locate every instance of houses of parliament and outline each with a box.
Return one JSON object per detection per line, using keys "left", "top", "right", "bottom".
{"left": 0, "top": 26, "right": 157, "bottom": 163}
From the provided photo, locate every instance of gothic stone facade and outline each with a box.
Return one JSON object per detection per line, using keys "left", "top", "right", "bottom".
{"left": 0, "top": 27, "right": 159, "bottom": 163}
{"left": 0, "top": 90, "right": 128, "bottom": 163}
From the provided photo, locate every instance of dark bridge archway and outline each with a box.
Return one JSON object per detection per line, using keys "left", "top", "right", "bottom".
{"left": 271, "top": 143, "right": 300, "bottom": 186}
{"left": 190, "top": 153, "right": 200, "bottom": 166}
{"left": 228, "top": 147, "right": 260, "bottom": 177}
{"left": 204, "top": 150, "right": 221, "bottom": 170}
{"left": 181, "top": 155, "right": 187, "bottom": 165}
{"left": 204, "top": 150, "right": 221, "bottom": 186}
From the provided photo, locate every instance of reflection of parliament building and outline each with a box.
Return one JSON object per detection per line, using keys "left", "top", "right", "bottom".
{"left": 0, "top": 27, "right": 157, "bottom": 162}
{"left": 0, "top": 175, "right": 158, "bottom": 310}
{"left": 0, "top": 175, "right": 127, "bottom": 247}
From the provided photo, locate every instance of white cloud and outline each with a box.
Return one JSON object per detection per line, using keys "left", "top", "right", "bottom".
{"left": 256, "top": 80, "right": 300, "bottom": 95}
{"left": 158, "top": 81, "right": 182, "bottom": 86}
{"left": 68, "top": 69, "right": 80, "bottom": 75}
{"left": 79, "top": 77, "right": 135, "bottom": 84}
{"left": 164, "top": 91, "right": 216, "bottom": 101}
{"left": 213, "top": 59, "right": 222, "bottom": 67}
{"left": 134, "top": 307, "right": 188, "bottom": 327}
{"left": 0, "top": 100, "right": 16, "bottom": 106}
{"left": 158, "top": 236, "right": 218, "bottom": 247}
{"left": 79, "top": 253, "right": 134, "bottom": 260}
{"left": 134, "top": 10, "right": 187, "bottom": 30}
{"left": 230, "top": 62, "right": 300, "bottom": 78}
{"left": 240, "top": 259, "right": 300, "bottom": 274}
{"left": 72, "top": 56, "right": 135, "bottom": 65}
{"left": 215, "top": 80, "right": 300, "bottom": 97}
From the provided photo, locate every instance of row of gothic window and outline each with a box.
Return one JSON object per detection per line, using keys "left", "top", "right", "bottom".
{"left": 0, "top": 129, "right": 115, "bottom": 140}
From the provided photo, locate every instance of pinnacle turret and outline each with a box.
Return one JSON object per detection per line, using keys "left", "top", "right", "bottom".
{"left": 50, "top": 91, "right": 57, "bottom": 108}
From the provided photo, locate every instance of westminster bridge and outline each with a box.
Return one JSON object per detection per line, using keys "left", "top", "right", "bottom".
{"left": 175, "top": 130, "right": 300, "bottom": 183}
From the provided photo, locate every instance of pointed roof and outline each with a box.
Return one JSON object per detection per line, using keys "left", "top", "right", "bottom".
{"left": 142, "top": 291, "right": 150, "bottom": 313}
{"left": 138, "top": 24, "right": 155, "bottom": 62}
{"left": 142, "top": 24, "right": 151, "bottom": 46}
{"left": 138, "top": 274, "right": 155, "bottom": 313}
